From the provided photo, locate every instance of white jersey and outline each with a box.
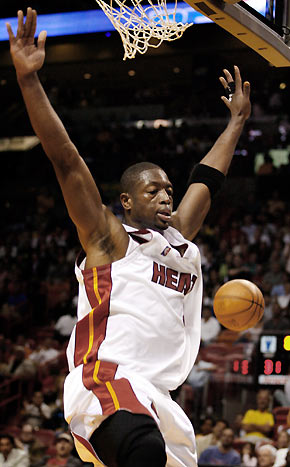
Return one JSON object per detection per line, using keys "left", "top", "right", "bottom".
{"left": 64, "top": 225, "right": 202, "bottom": 466}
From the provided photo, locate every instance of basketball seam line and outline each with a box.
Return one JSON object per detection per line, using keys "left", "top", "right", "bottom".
{"left": 214, "top": 295, "right": 263, "bottom": 304}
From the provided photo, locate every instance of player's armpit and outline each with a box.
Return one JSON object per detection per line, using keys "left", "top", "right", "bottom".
{"left": 84, "top": 208, "right": 129, "bottom": 267}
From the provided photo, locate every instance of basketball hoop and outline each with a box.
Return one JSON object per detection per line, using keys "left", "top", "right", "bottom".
{"left": 95, "top": 0, "right": 193, "bottom": 59}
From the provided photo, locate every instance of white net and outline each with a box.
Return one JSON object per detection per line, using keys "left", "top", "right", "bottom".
{"left": 95, "top": 0, "right": 193, "bottom": 59}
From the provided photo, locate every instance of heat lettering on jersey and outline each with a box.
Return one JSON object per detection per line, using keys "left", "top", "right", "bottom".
{"left": 151, "top": 261, "right": 197, "bottom": 295}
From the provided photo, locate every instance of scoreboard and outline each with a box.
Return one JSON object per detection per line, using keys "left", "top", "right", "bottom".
{"left": 229, "top": 333, "right": 290, "bottom": 386}
{"left": 257, "top": 333, "right": 290, "bottom": 385}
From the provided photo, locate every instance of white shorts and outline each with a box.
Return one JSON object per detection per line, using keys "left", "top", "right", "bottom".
{"left": 64, "top": 364, "right": 197, "bottom": 467}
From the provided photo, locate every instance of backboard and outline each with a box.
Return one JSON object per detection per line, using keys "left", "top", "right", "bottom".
{"left": 184, "top": 0, "right": 290, "bottom": 66}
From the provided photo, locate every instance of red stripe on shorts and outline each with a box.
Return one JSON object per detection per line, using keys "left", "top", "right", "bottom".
{"left": 72, "top": 432, "right": 99, "bottom": 462}
{"left": 74, "top": 264, "right": 112, "bottom": 370}
{"left": 93, "top": 377, "right": 152, "bottom": 418}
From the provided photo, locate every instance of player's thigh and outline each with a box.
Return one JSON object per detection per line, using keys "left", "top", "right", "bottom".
{"left": 89, "top": 410, "right": 166, "bottom": 467}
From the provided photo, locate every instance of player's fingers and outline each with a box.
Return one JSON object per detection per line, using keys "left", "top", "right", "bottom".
{"left": 219, "top": 76, "right": 228, "bottom": 90}
{"left": 16, "top": 10, "right": 24, "bottom": 38}
{"left": 37, "top": 30, "right": 47, "bottom": 51}
{"left": 223, "top": 68, "right": 233, "bottom": 83}
{"left": 243, "top": 81, "right": 251, "bottom": 98}
{"left": 221, "top": 95, "right": 231, "bottom": 109}
{"left": 31, "top": 10, "right": 37, "bottom": 39}
{"left": 6, "top": 22, "right": 16, "bottom": 42}
{"left": 234, "top": 65, "right": 242, "bottom": 90}
{"left": 23, "top": 7, "right": 33, "bottom": 37}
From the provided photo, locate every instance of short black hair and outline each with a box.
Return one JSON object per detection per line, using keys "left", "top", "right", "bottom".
{"left": 120, "top": 162, "right": 162, "bottom": 194}
{"left": 215, "top": 418, "right": 229, "bottom": 428}
{"left": 0, "top": 433, "right": 15, "bottom": 446}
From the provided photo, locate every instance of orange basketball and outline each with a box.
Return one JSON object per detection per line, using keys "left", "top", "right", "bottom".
{"left": 213, "top": 279, "right": 264, "bottom": 332}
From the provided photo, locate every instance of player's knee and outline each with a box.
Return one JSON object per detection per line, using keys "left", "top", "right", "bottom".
{"left": 119, "top": 429, "right": 167, "bottom": 467}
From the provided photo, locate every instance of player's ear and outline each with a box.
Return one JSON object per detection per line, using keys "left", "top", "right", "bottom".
{"left": 120, "top": 192, "right": 132, "bottom": 211}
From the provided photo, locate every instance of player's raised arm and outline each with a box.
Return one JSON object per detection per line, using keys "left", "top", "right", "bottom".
{"left": 6, "top": 8, "right": 125, "bottom": 255}
{"left": 171, "top": 66, "right": 251, "bottom": 241}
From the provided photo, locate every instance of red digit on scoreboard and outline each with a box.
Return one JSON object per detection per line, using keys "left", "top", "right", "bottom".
{"left": 275, "top": 361, "right": 282, "bottom": 374}
{"left": 264, "top": 359, "right": 274, "bottom": 375}
{"left": 233, "top": 360, "right": 239, "bottom": 372}
{"left": 241, "top": 360, "right": 249, "bottom": 375}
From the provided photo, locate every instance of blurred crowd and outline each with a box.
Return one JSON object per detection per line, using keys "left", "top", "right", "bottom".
{"left": 1, "top": 152, "right": 290, "bottom": 464}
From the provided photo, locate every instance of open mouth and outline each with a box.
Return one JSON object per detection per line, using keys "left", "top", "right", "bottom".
{"left": 157, "top": 211, "right": 171, "bottom": 223}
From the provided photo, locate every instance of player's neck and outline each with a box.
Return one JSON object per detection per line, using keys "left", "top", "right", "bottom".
{"left": 123, "top": 217, "right": 165, "bottom": 234}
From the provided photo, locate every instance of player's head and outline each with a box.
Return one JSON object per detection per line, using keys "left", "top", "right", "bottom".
{"left": 120, "top": 162, "right": 173, "bottom": 231}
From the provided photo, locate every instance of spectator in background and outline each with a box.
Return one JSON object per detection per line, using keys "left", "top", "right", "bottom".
{"left": 196, "top": 416, "right": 215, "bottom": 439}
{"left": 228, "top": 253, "right": 251, "bottom": 281}
{"left": 271, "top": 272, "right": 290, "bottom": 299}
{"left": 186, "top": 353, "right": 217, "bottom": 421}
{"left": 238, "top": 318, "right": 264, "bottom": 344}
{"left": 267, "top": 190, "right": 286, "bottom": 218}
{"left": 241, "top": 389, "right": 274, "bottom": 442}
{"left": 274, "top": 371, "right": 290, "bottom": 407}
{"left": 187, "top": 354, "right": 217, "bottom": 390}
{"left": 257, "top": 154, "right": 275, "bottom": 176}
{"left": 232, "top": 413, "right": 246, "bottom": 439}
{"left": 29, "top": 338, "right": 59, "bottom": 365}
{"left": 256, "top": 444, "right": 277, "bottom": 467}
{"left": 263, "top": 302, "right": 290, "bottom": 331}
{"left": 0, "top": 433, "right": 29, "bottom": 467}
{"left": 273, "top": 430, "right": 290, "bottom": 467}
{"left": 285, "top": 449, "right": 290, "bottom": 467}
{"left": 263, "top": 293, "right": 274, "bottom": 322}
{"left": 241, "top": 442, "right": 257, "bottom": 467}
{"left": 199, "top": 428, "right": 241, "bottom": 465}
{"left": 0, "top": 345, "right": 36, "bottom": 380}
{"left": 276, "top": 278, "right": 290, "bottom": 311}
{"left": 17, "top": 423, "right": 47, "bottom": 466}
{"left": 22, "top": 391, "right": 52, "bottom": 429}
{"left": 54, "top": 303, "right": 77, "bottom": 344}
{"left": 196, "top": 418, "right": 229, "bottom": 458}
{"left": 34, "top": 433, "right": 82, "bottom": 467}
{"left": 241, "top": 214, "right": 257, "bottom": 245}
{"left": 200, "top": 305, "right": 221, "bottom": 346}
{"left": 263, "top": 262, "right": 285, "bottom": 290}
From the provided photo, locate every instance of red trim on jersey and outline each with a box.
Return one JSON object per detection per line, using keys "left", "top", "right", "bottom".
{"left": 96, "top": 360, "right": 118, "bottom": 382}
{"left": 82, "top": 263, "right": 112, "bottom": 309}
{"left": 129, "top": 233, "right": 150, "bottom": 245}
{"left": 151, "top": 402, "right": 159, "bottom": 418}
{"left": 83, "top": 360, "right": 118, "bottom": 390}
{"left": 130, "top": 228, "right": 151, "bottom": 234}
{"left": 72, "top": 432, "right": 99, "bottom": 462}
{"left": 74, "top": 311, "right": 90, "bottom": 367}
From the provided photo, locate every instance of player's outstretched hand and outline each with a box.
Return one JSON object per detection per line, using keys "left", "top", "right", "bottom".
{"left": 219, "top": 65, "right": 251, "bottom": 121}
{"left": 6, "top": 7, "right": 47, "bottom": 79}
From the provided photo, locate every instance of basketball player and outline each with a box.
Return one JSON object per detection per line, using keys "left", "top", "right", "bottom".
{"left": 6, "top": 8, "right": 251, "bottom": 467}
